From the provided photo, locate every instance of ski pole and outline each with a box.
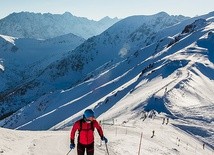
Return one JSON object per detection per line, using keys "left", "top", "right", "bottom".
{"left": 138, "top": 132, "right": 143, "bottom": 155}
{"left": 66, "top": 149, "right": 71, "bottom": 155}
{"left": 105, "top": 142, "right": 110, "bottom": 155}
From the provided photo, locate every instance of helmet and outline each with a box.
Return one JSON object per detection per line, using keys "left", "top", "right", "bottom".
{"left": 84, "top": 109, "right": 95, "bottom": 118}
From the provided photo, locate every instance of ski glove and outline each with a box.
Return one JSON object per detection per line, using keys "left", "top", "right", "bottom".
{"left": 70, "top": 143, "right": 75, "bottom": 150}
{"left": 101, "top": 136, "right": 108, "bottom": 143}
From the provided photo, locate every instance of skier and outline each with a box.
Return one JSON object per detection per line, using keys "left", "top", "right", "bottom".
{"left": 162, "top": 118, "right": 165, "bottom": 124}
{"left": 166, "top": 118, "right": 169, "bottom": 125}
{"left": 151, "top": 130, "right": 155, "bottom": 138}
{"left": 203, "top": 143, "right": 205, "bottom": 149}
{"left": 70, "top": 109, "right": 108, "bottom": 155}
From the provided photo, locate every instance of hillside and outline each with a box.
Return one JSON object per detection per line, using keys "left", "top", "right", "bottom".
{"left": 0, "top": 33, "right": 85, "bottom": 118}
{"left": 0, "top": 12, "right": 187, "bottom": 120}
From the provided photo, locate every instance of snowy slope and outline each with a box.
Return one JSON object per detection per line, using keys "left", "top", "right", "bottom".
{"left": 0, "top": 12, "right": 119, "bottom": 39}
{"left": 0, "top": 12, "right": 187, "bottom": 120}
{"left": 37, "top": 12, "right": 188, "bottom": 86}
{"left": 1, "top": 11, "right": 213, "bottom": 149}
{"left": 0, "top": 117, "right": 213, "bottom": 155}
{"left": 0, "top": 33, "right": 85, "bottom": 118}
{"left": 0, "top": 33, "right": 85, "bottom": 89}
{"left": 0, "top": 33, "right": 85, "bottom": 68}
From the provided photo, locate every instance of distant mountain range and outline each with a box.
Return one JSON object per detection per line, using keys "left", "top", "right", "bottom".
{"left": 0, "top": 12, "right": 119, "bottom": 39}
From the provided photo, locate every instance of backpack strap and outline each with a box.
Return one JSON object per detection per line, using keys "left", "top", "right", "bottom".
{"left": 79, "top": 119, "right": 94, "bottom": 132}
{"left": 91, "top": 121, "right": 94, "bottom": 131}
{"left": 79, "top": 119, "right": 83, "bottom": 131}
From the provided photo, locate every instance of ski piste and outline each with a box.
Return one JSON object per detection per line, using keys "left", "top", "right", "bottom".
{"left": 1, "top": 115, "right": 213, "bottom": 154}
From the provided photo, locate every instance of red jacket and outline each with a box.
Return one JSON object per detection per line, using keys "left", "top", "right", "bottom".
{"left": 70, "top": 119, "right": 104, "bottom": 145}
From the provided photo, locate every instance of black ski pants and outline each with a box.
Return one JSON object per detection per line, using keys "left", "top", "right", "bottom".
{"left": 77, "top": 142, "right": 94, "bottom": 155}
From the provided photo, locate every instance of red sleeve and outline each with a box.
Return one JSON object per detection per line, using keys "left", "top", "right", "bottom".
{"left": 70, "top": 121, "right": 80, "bottom": 143}
{"left": 93, "top": 120, "right": 104, "bottom": 138}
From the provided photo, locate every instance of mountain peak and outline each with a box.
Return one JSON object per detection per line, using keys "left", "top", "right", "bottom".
{"left": 99, "top": 16, "right": 118, "bottom": 22}
{"left": 62, "top": 11, "right": 73, "bottom": 17}
{"left": 208, "top": 11, "right": 214, "bottom": 15}
{"left": 154, "top": 11, "right": 169, "bottom": 17}
{"left": 100, "top": 16, "right": 111, "bottom": 20}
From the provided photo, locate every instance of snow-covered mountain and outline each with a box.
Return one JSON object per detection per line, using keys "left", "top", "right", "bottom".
{"left": 0, "top": 11, "right": 214, "bottom": 150}
{"left": 39, "top": 12, "right": 189, "bottom": 87}
{"left": 0, "top": 32, "right": 85, "bottom": 88}
{"left": 0, "top": 33, "right": 85, "bottom": 118}
{"left": 0, "top": 12, "right": 188, "bottom": 120}
{"left": 0, "top": 12, "right": 119, "bottom": 39}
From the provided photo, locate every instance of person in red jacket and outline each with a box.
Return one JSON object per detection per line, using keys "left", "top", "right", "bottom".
{"left": 70, "top": 109, "right": 108, "bottom": 155}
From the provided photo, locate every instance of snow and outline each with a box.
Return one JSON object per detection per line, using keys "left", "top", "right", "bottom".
{"left": 0, "top": 12, "right": 187, "bottom": 122}
{"left": 0, "top": 34, "right": 16, "bottom": 44}
{"left": 0, "top": 117, "right": 213, "bottom": 155}
{"left": 0, "top": 59, "right": 4, "bottom": 71}
{"left": 0, "top": 11, "right": 214, "bottom": 155}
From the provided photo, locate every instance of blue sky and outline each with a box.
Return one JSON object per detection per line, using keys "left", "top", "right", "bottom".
{"left": 1, "top": 0, "right": 214, "bottom": 20}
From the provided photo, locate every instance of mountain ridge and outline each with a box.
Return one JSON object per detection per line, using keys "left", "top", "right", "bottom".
{"left": 0, "top": 11, "right": 120, "bottom": 39}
